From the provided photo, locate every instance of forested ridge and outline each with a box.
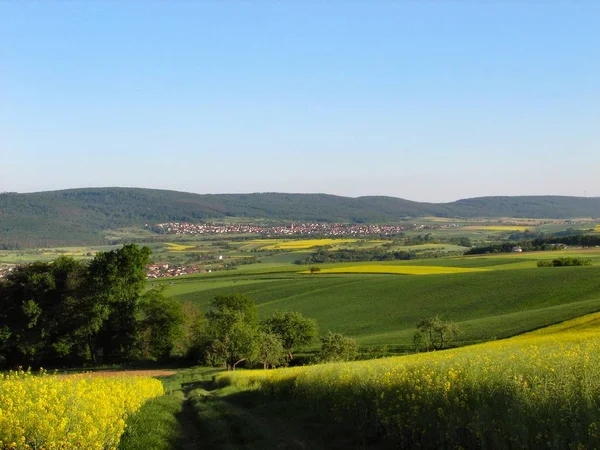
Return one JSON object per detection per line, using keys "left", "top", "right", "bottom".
{"left": 2, "top": 188, "right": 600, "bottom": 248}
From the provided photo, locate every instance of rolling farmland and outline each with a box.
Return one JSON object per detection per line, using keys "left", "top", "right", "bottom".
{"left": 164, "top": 249, "right": 600, "bottom": 349}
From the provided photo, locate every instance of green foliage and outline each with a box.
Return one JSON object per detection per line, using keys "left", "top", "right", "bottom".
{"left": 263, "top": 311, "right": 319, "bottom": 360}
{"left": 449, "top": 236, "right": 472, "bottom": 247}
{"left": 178, "top": 302, "right": 207, "bottom": 360}
{"left": 0, "top": 244, "right": 170, "bottom": 368}
{"left": 415, "top": 316, "right": 460, "bottom": 350}
{"left": 207, "top": 293, "right": 258, "bottom": 327}
{"left": 255, "top": 331, "right": 286, "bottom": 369}
{"left": 538, "top": 257, "right": 593, "bottom": 267}
{"left": 316, "top": 331, "right": 358, "bottom": 363}
{"left": 89, "top": 244, "right": 152, "bottom": 363}
{"left": 138, "top": 287, "right": 185, "bottom": 361}
{"left": 0, "top": 257, "right": 90, "bottom": 366}
{"left": 205, "top": 294, "right": 259, "bottom": 370}
{"left": 299, "top": 248, "right": 418, "bottom": 265}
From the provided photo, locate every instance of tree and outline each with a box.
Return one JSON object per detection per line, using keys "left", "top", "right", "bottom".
{"left": 263, "top": 311, "right": 318, "bottom": 361}
{"left": 0, "top": 257, "right": 91, "bottom": 367}
{"left": 309, "top": 266, "right": 321, "bottom": 274}
{"left": 138, "top": 287, "right": 184, "bottom": 361}
{"left": 177, "top": 301, "right": 207, "bottom": 361}
{"left": 412, "top": 331, "right": 424, "bottom": 353}
{"left": 88, "top": 244, "right": 152, "bottom": 363}
{"left": 415, "top": 316, "right": 460, "bottom": 351}
{"left": 205, "top": 318, "right": 258, "bottom": 370}
{"left": 255, "top": 331, "right": 286, "bottom": 369}
{"left": 205, "top": 294, "right": 259, "bottom": 370}
{"left": 206, "top": 293, "right": 258, "bottom": 326}
{"left": 316, "top": 331, "right": 358, "bottom": 363}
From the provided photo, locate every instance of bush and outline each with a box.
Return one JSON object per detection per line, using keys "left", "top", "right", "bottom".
{"left": 537, "top": 257, "right": 592, "bottom": 267}
{"left": 316, "top": 331, "right": 358, "bottom": 363}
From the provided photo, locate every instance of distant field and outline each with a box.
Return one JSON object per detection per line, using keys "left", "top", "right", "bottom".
{"left": 0, "top": 245, "right": 119, "bottom": 264}
{"left": 165, "top": 242, "right": 198, "bottom": 251}
{"left": 462, "top": 225, "right": 530, "bottom": 231}
{"left": 251, "top": 238, "right": 360, "bottom": 250}
{"left": 302, "top": 264, "right": 489, "bottom": 275}
{"left": 595, "top": 224, "right": 600, "bottom": 232}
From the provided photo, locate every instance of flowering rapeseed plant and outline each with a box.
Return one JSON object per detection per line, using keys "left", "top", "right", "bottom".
{"left": 0, "top": 369, "right": 163, "bottom": 450}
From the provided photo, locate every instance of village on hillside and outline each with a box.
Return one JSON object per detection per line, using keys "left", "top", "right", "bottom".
{"left": 154, "top": 221, "right": 449, "bottom": 236}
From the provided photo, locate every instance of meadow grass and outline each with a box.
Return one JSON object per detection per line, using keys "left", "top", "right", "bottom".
{"left": 119, "top": 367, "right": 223, "bottom": 450}
{"left": 118, "top": 392, "right": 184, "bottom": 450}
{"left": 218, "top": 325, "right": 600, "bottom": 449}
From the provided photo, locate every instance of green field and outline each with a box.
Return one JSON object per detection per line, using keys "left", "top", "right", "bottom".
{"left": 163, "top": 249, "right": 600, "bottom": 349}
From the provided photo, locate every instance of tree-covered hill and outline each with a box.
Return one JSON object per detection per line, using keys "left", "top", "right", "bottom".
{"left": 1, "top": 188, "right": 600, "bottom": 248}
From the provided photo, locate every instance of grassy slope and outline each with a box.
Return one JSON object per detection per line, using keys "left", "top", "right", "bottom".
{"left": 123, "top": 311, "right": 600, "bottom": 450}
{"left": 167, "top": 265, "right": 600, "bottom": 348}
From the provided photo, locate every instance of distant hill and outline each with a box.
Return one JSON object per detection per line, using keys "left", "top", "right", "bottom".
{"left": 1, "top": 188, "right": 600, "bottom": 248}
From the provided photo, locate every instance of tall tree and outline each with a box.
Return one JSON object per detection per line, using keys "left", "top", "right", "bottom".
{"left": 416, "top": 316, "right": 460, "bottom": 351}
{"left": 205, "top": 294, "right": 259, "bottom": 370}
{"left": 87, "top": 244, "right": 152, "bottom": 363}
{"left": 138, "top": 287, "right": 184, "bottom": 361}
{"left": 263, "top": 311, "right": 318, "bottom": 361}
{"left": 0, "top": 257, "right": 90, "bottom": 367}
{"left": 255, "top": 331, "right": 286, "bottom": 369}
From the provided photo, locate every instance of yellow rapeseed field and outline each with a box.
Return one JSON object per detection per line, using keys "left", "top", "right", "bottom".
{"left": 166, "top": 243, "right": 197, "bottom": 251}
{"left": 218, "top": 321, "right": 600, "bottom": 448}
{"left": 595, "top": 224, "right": 600, "bottom": 232}
{"left": 520, "top": 311, "right": 600, "bottom": 336}
{"left": 259, "top": 239, "right": 360, "bottom": 250}
{"left": 0, "top": 369, "right": 163, "bottom": 450}
{"left": 302, "top": 265, "right": 489, "bottom": 275}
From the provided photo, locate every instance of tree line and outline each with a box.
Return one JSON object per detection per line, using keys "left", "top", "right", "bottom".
{"left": 295, "top": 248, "right": 419, "bottom": 265}
{"left": 0, "top": 244, "right": 359, "bottom": 369}
{"left": 465, "top": 233, "right": 600, "bottom": 255}
{"left": 0, "top": 244, "right": 187, "bottom": 368}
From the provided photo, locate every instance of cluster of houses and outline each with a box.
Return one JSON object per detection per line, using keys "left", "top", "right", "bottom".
{"left": 154, "top": 221, "right": 449, "bottom": 237}
{"left": 146, "top": 263, "right": 208, "bottom": 279}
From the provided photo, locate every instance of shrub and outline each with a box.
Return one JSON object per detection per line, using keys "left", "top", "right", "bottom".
{"left": 316, "top": 331, "right": 358, "bottom": 363}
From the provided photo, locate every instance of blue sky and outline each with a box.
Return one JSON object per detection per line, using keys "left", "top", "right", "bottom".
{"left": 1, "top": 2, "right": 599, "bottom": 202}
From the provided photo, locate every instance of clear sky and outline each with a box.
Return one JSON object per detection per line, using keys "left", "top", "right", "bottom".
{"left": 1, "top": 2, "right": 599, "bottom": 202}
